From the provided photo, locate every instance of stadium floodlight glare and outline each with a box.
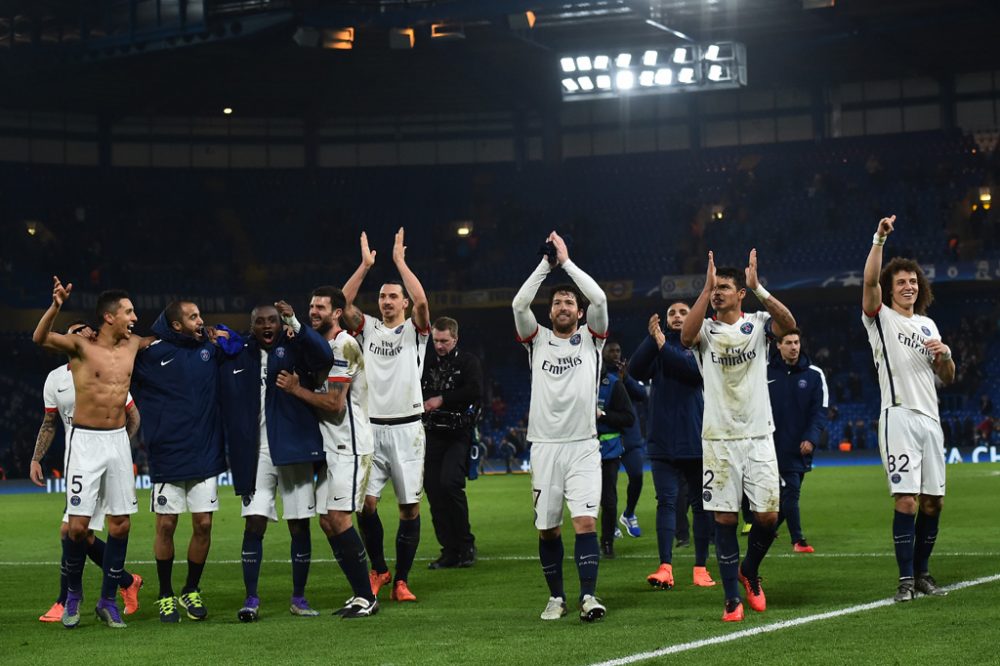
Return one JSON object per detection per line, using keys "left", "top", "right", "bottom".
{"left": 593, "top": 55, "right": 610, "bottom": 69}
{"left": 576, "top": 56, "right": 592, "bottom": 71}
{"left": 578, "top": 76, "right": 595, "bottom": 90}
{"left": 560, "top": 57, "right": 576, "bottom": 73}
{"left": 642, "top": 50, "right": 657, "bottom": 66}
{"left": 707, "top": 63, "right": 730, "bottom": 81}
{"left": 654, "top": 68, "right": 672, "bottom": 85}
{"left": 596, "top": 74, "right": 612, "bottom": 89}
{"left": 673, "top": 46, "right": 695, "bottom": 64}
{"left": 704, "top": 44, "right": 720, "bottom": 61}
{"left": 615, "top": 53, "right": 631, "bottom": 67}
{"left": 639, "top": 70, "right": 655, "bottom": 86}
{"left": 615, "top": 70, "right": 635, "bottom": 89}
{"left": 562, "top": 78, "right": 580, "bottom": 92}
{"left": 678, "top": 67, "right": 695, "bottom": 83}
{"left": 223, "top": 107, "right": 233, "bottom": 115}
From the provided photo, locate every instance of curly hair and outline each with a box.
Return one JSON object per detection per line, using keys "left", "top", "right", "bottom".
{"left": 880, "top": 258, "right": 933, "bottom": 315}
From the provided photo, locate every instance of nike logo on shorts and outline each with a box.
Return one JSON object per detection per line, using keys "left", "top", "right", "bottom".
{"left": 767, "top": 379, "right": 776, "bottom": 384}
{"left": 161, "top": 358, "right": 175, "bottom": 366}
{"left": 233, "top": 369, "right": 245, "bottom": 374}
{"left": 210, "top": 498, "right": 218, "bottom": 503}
{"left": 307, "top": 504, "right": 316, "bottom": 510}
{"left": 57, "top": 387, "right": 69, "bottom": 392}
{"left": 333, "top": 496, "right": 346, "bottom": 501}
{"left": 585, "top": 503, "right": 596, "bottom": 509}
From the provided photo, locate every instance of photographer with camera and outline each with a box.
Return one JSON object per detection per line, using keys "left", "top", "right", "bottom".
{"left": 422, "top": 316, "right": 483, "bottom": 570}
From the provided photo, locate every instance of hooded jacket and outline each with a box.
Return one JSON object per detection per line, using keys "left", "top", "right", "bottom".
{"left": 219, "top": 325, "right": 333, "bottom": 496}
{"left": 767, "top": 351, "right": 828, "bottom": 473}
{"left": 628, "top": 331, "right": 704, "bottom": 460}
{"left": 131, "top": 311, "right": 226, "bottom": 484}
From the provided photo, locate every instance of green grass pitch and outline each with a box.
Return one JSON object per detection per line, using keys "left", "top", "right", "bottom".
{"left": 1, "top": 463, "right": 998, "bottom": 665}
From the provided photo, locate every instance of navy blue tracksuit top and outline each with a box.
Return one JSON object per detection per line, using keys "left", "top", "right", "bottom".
{"left": 767, "top": 352, "right": 828, "bottom": 473}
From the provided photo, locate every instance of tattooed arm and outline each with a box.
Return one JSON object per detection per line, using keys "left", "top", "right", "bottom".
{"left": 29, "top": 412, "right": 59, "bottom": 486}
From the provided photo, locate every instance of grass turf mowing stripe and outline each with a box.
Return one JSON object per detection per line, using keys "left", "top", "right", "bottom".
{"left": 585, "top": 573, "right": 1000, "bottom": 666}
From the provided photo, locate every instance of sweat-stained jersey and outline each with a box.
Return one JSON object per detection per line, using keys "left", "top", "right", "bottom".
{"left": 521, "top": 324, "right": 606, "bottom": 443}
{"left": 694, "top": 311, "right": 774, "bottom": 440}
{"left": 318, "top": 330, "right": 373, "bottom": 456}
{"left": 862, "top": 305, "right": 942, "bottom": 422}
{"left": 355, "top": 315, "right": 429, "bottom": 419}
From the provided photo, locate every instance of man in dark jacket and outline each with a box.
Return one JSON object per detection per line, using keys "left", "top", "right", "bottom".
{"left": 629, "top": 302, "right": 715, "bottom": 590}
{"left": 596, "top": 360, "right": 634, "bottom": 559}
{"left": 421, "top": 316, "right": 483, "bottom": 569}
{"left": 767, "top": 328, "right": 828, "bottom": 553}
{"left": 218, "top": 301, "right": 333, "bottom": 622}
{"left": 132, "top": 301, "right": 227, "bottom": 623}
{"left": 602, "top": 341, "right": 647, "bottom": 539}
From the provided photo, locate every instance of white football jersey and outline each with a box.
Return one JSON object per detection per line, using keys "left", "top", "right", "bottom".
{"left": 862, "top": 306, "right": 941, "bottom": 422}
{"left": 318, "top": 330, "right": 374, "bottom": 456}
{"left": 522, "top": 324, "right": 606, "bottom": 443}
{"left": 43, "top": 365, "right": 134, "bottom": 441}
{"left": 355, "top": 314, "right": 429, "bottom": 419}
{"left": 695, "top": 311, "right": 775, "bottom": 440}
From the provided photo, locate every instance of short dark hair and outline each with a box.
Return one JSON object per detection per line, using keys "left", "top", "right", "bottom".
{"left": 96, "top": 290, "right": 130, "bottom": 325}
{"left": 381, "top": 280, "right": 409, "bottom": 302}
{"left": 251, "top": 303, "right": 278, "bottom": 320}
{"left": 715, "top": 268, "right": 746, "bottom": 291}
{"left": 311, "top": 285, "right": 346, "bottom": 311}
{"left": 164, "top": 300, "right": 195, "bottom": 327}
{"left": 880, "top": 258, "right": 933, "bottom": 315}
{"left": 66, "top": 319, "right": 92, "bottom": 334}
{"left": 777, "top": 327, "right": 802, "bottom": 343}
{"left": 549, "top": 284, "right": 587, "bottom": 311}
{"left": 433, "top": 316, "right": 458, "bottom": 337}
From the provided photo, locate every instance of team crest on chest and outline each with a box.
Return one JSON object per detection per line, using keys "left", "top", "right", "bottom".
{"left": 740, "top": 322, "right": 754, "bottom": 335}
{"left": 798, "top": 379, "right": 807, "bottom": 389}
{"left": 570, "top": 333, "right": 581, "bottom": 345}
{"left": 920, "top": 326, "right": 931, "bottom": 336}
{"left": 200, "top": 349, "right": 210, "bottom": 362}
{"left": 275, "top": 347, "right": 286, "bottom": 358}
{"left": 395, "top": 325, "right": 404, "bottom": 334}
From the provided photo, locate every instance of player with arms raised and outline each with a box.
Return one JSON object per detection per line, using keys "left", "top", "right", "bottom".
{"left": 513, "top": 231, "right": 609, "bottom": 623}
{"left": 862, "top": 215, "right": 954, "bottom": 602}
{"left": 680, "top": 250, "right": 796, "bottom": 622}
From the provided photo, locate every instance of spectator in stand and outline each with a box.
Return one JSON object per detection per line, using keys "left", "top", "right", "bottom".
{"left": 854, "top": 419, "right": 868, "bottom": 450}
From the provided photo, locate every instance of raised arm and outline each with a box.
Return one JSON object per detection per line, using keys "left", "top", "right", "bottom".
{"left": 343, "top": 231, "right": 376, "bottom": 307}
{"left": 392, "top": 227, "right": 430, "bottom": 331}
{"left": 33, "top": 276, "right": 81, "bottom": 355}
{"left": 29, "top": 411, "right": 59, "bottom": 486}
{"left": 745, "top": 249, "right": 796, "bottom": 338}
{"left": 512, "top": 258, "right": 551, "bottom": 341}
{"left": 548, "top": 231, "right": 607, "bottom": 336}
{"left": 863, "top": 216, "right": 894, "bottom": 316}
{"left": 681, "top": 253, "right": 714, "bottom": 349}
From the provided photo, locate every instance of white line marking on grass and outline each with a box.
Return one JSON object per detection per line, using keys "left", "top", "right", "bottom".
{"left": 1, "top": 552, "right": 998, "bottom": 566}
{"left": 585, "top": 573, "right": 1000, "bottom": 666}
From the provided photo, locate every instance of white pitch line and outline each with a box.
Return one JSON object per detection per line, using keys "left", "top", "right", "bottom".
{"left": 585, "top": 573, "right": 1000, "bottom": 666}
{"left": 0, "top": 551, "right": 997, "bottom": 566}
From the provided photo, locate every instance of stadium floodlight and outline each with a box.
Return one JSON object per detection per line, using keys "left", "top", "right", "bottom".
{"left": 673, "top": 45, "right": 695, "bottom": 64}
{"left": 704, "top": 44, "right": 720, "bottom": 61}
{"left": 642, "top": 49, "right": 657, "bottom": 66}
{"left": 578, "top": 76, "right": 595, "bottom": 91}
{"left": 639, "top": 70, "right": 655, "bottom": 86}
{"left": 678, "top": 67, "right": 695, "bottom": 83}
{"left": 593, "top": 54, "right": 610, "bottom": 69}
{"left": 596, "top": 74, "right": 612, "bottom": 89}
{"left": 576, "top": 55, "right": 592, "bottom": 71}
{"left": 562, "top": 78, "right": 580, "bottom": 92}
{"left": 707, "top": 63, "right": 730, "bottom": 81}
{"left": 615, "top": 52, "right": 631, "bottom": 67}
{"left": 615, "top": 70, "right": 635, "bottom": 89}
{"left": 654, "top": 68, "right": 672, "bottom": 85}
{"left": 560, "top": 57, "right": 576, "bottom": 72}
{"left": 223, "top": 107, "right": 233, "bottom": 115}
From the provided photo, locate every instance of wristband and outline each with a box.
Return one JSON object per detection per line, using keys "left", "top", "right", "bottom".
{"left": 282, "top": 314, "right": 302, "bottom": 333}
{"left": 872, "top": 234, "right": 887, "bottom": 246}
{"left": 753, "top": 285, "right": 771, "bottom": 302}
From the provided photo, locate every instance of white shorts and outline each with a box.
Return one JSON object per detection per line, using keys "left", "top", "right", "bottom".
{"left": 151, "top": 477, "right": 220, "bottom": 514}
{"left": 62, "top": 444, "right": 105, "bottom": 531}
{"left": 366, "top": 421, "right": 426, "bottom": 505}
{"left": 65, "top": 426, "right": 137, "bottom": 519}
{"left": 316, "top": 453, "right": 373, "bottom": 514}
{"left": 530, "top": 439, "right": 601, "bottom": 531}
{"left": 241, "top": 449, "right": 316, "bottom": 521}
{"left": 702, "top": 435, "right": 780, "bottom": 513}
{"left": 878, "top": 407, "right": 946, "bottom": 496}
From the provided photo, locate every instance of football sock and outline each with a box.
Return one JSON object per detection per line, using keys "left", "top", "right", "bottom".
{"left": 742, "top": 521, "right": 777, "bottom": 579}
{"left": 693, "top": 510, "right": 714, "bottom": 568}
{"left": 57, "top": 536, "right": 70, "bottom": 604}
{"left": 575, "top": 532, "right": 600, "bottom": 601}
{"left": 329, "top": 528, "right": 375, "bottom": 601}
{"left": 624, "top": 474, "right": 643, "bottom": 517}
{"left": 100, "top": 535, "right": 128, "bottom": 601}
{"left": 394, "top": 516, "right": 421, "bottom": 583}
{"left": 290, "top": 529, "right": 311, "bottom": 597}
{"left": 241, "top": 531, "right": 263, "bottom": 597}
{"left": 182, "top": 559, "right": 205, "bottom": 594}
{"left": 86, "top": 535, "right": 106, "bottom": 567}
{"left": 358, "top": 510, "right": 388, "bottom": 573}
{"left": 156, "top": 557, "right": 174, "bottom": 597}
{"left": 913, "top": 511, "right": 940, "bottom": 575}
{"left": 64, "top": 536, "right": 86, "bottom": 593}
{"left": 892, "top": 510, "right": 916, "bottom": 579}
{"left": 538, "top": 537, "right": 565, "bottom": 600}
{"left": 715, "top": 522, "right": 741, "bottom": 601}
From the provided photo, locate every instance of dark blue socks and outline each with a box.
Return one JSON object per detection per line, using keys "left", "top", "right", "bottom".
{"left": 893, "top": 510, "right": 916, "bottom": 579}
{"left": 395, "top": 517, "right": 421, "bottom": 583}
{"left": 539, "top": 537, "right": 565, "bottom": 600}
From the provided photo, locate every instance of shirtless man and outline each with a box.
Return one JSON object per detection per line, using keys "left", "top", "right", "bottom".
{"left": 32, "top": 277, "right": 152, "bottom": 629}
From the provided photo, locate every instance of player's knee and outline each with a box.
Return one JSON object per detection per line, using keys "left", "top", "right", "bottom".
{"left": 107, "top": 516, "right": 130, "bottom": 538}
{"left": 287, "top": 518, "right": 310, "bottom": 538}
{"left": 920, "top": 495, "right": 943, "bottom": 516}
{"left": 192, "top": 513, "right": 213, "bottom": 536}
{"left": 244, "top": 516, "right": 267, "bottom": 539}
{"left": 67, "top": 522, "right": 89, "bottom": 542}
{"left": 399, "top": 503, "right": 420, "bottom": 520}
{"left": 59, "top": 522, "right": 70, "bottom": 539}
{"left": 156, "top": 515, "right": 178, "bottom": 538}
{"left": 893, "top": 494, "right": 918, "bottom": 515}
{"left": 572, "top": 516, "right": 596, "bottom": 534}
{"left": 324, "top": 511, "right": 352, "bottom": 535}
{"left": 539, "top": 527, "right": 561, "bottom": 541}
{"left": 361, "top": 496, "right": 378, "bottom": 516}
{"left": 714, "top": 512, "right": 738, "bottom": 526}
{"left": 754, "top": 512, "right": 778, "bottom": 528}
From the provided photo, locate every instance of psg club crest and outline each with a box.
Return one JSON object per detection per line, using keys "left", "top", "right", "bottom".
{"left": 921, "top": 326, "right": 931, "bottom": 336}
{"left": 275, "top": 347, "right": 286, "bottom": 358}
{"left": 395, "top": 325, "right": 404, "bottom": 334}
{"left": 798, "top": 379, "right": 808, "bottom": 389}
{"left": 157, "top": 495, "right": 168, "bottom": 506}
{"left": 570, "top": 333, "right": 582, "bottom": 346}
{"left": 200, "top": 349, "right": 211, "bottom": 362}
{"left": 740, "top": 322, "right": 754, "bottom": 335}
{"left": 702, "top": 490, "right": 712, "bottom": 503}
{"left": 70, "top": 495, "right": 81, "bottom": 506}
{"left": 891, "top": 473, "right": 901, "bottom": 484}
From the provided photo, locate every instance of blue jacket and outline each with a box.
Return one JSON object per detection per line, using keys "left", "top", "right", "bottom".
{"left": 219, "top": 325, "right": 333, "bottom": 496}
{"left": 767, "top": 352, "right": 828, "bottom": 473}
{"left": 618, "top": 373, "right": 646, "bottom": 452}
{"left": 597, "top": 371, "right": 634, "bottom": 460}
{"left": 628, "top": 331, "right": 704, "bottom": 460}
{"left": 132, "top": 312, "right": 226, "bottom": 484}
